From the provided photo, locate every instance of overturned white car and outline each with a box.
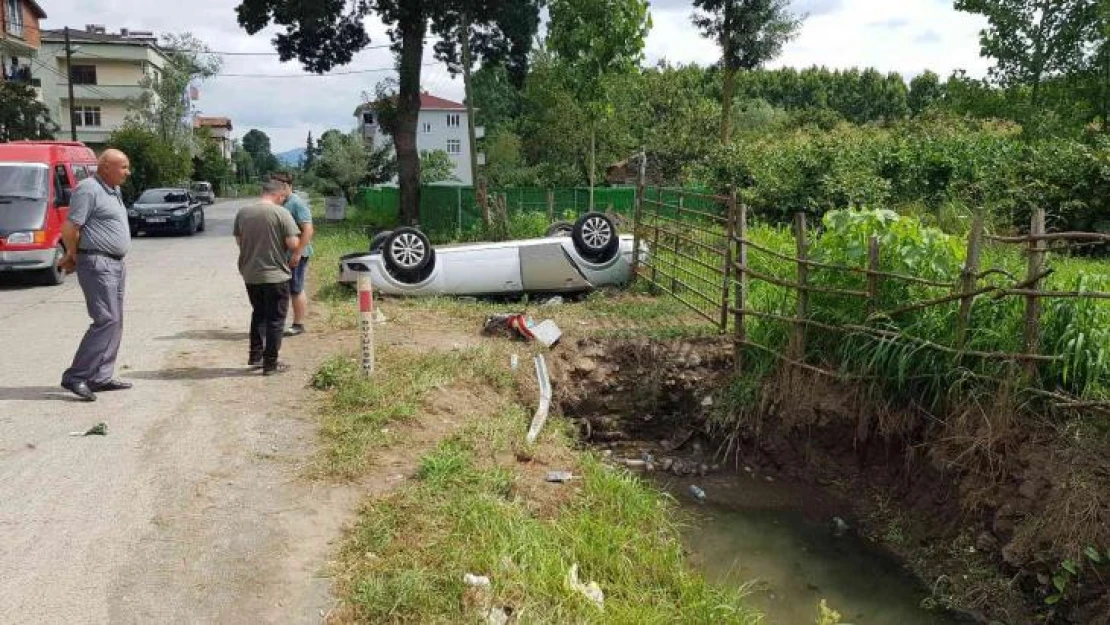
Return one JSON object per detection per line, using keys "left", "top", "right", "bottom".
{"left": 338, "top": 212, "right": 647, "bottom": 297}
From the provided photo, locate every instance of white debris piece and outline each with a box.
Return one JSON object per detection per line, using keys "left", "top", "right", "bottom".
{"left": 567, "top": 564, "right": 604, "bottom": 609}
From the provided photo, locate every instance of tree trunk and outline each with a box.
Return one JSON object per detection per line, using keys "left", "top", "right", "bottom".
{"left": 396, "top": 17, "right": 427, "bottom": 226}
{"left": 460, "top": 14, "right": 486, "bottom": 226}
{"left": 589, "top": 123, "right": 596, "bottom": 211}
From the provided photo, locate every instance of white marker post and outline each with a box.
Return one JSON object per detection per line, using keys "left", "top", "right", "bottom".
{"left": 358, "top": 272, "right": 375, "bottom": 376}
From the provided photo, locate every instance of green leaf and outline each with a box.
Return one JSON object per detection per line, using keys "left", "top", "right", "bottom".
{"left": 1045, "top": 593, "right": 1062, "bottom": 606}
{"left": 1085, "top": 546, "right": 1102, "bottom": 563}
{"left": 1053, "top": 574, "right": 1069, "bottom": 592}
{"left": 1062, "top": 560, "right": 1079, "bottom": 575}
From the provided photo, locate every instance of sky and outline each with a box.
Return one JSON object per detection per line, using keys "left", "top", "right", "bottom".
{"left": 37, "top": 0, "right": 991, "bottom": 153}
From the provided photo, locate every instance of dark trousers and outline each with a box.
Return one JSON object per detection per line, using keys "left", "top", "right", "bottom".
{"left": 246, "top": 282, "right": 290, "bottom": 366}
{"left": 63, "top": 254, "right": 126, "bottom": 385}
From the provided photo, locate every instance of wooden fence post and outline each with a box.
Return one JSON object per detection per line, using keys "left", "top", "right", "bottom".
{"left": 956, "top": 212, "right": 985, "bottom": 349}
{"left": 547, "top": 189, "right": 555, "bottom": 222}
{"left": 734, "top": 200, "right": 748, "bottom": 374}
{"left": 792, "top": 212, "right": 809, "bottom": 359}
{"left": 867, "top": 236, "right": 880, "bottom": 317}
{"left": 1024, "top": 207, "right": 1047, "bottom": 378}
{"left": 721, "top": 188, "right": 736, "bottom": 332}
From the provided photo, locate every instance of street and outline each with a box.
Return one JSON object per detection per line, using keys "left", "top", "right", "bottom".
{"left": 0, "top": 199, "right": 354, "bottom": 624}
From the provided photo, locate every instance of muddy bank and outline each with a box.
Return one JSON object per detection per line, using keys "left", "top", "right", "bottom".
{"left": 551, "top": 337, "right": 1110, "bottom": 625}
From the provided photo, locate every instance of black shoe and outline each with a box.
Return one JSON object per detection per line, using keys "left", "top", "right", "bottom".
{"left": 283, "top": 324, "right": 305, "bottom": 337}
{"left": 61, "top": 380, "right": 97, "bottom": 402}
{"left": 89, "top": 379, "right": 133, "bottom": 392}
{"left": 247, "top": 356, "right": 263, "bottom": 368}
{"left": 262, "top": 362, "right": 290, "bottom": 376}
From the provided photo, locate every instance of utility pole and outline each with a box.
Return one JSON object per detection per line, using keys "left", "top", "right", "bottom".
{"left": 64, "top": 27, "right": 77, "bottom": 141}
{"left": 460, "top": 14, "right": 484, "bottom": 224}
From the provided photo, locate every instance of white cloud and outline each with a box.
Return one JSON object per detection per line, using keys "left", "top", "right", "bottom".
{"left": 39, "top": 0, "right": 990, "bottom": 152}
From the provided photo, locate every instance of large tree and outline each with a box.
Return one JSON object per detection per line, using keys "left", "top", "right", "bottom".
{"left": 241, "top": 129, "right": 280, "bottom": 178}
{"left": 692, "top": 0, "right": 803, "bottom": 143}
{"left": 235, "top": 0, "right": 542, "bottom": 226}
{"left": 130, "top": 33, "right": 222, "bottom": 151}
{"left": 954, "top": 0, "right": 1100, "bottom": 106}
{"left": 107, "top": 123, "right": 190, "bottom": 204}
{"left": 548, "top": 0, "right": 652, "bottom": 209}
{"left": 0, "top": 82, "right": 58, "bottom": 142}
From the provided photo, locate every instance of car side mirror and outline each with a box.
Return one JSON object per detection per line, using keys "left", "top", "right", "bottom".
{"left": 57, "top": 189, "right": 71, "bottom": 207}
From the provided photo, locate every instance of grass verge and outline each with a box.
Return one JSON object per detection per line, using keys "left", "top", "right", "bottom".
{"left": 328, "top": 403, "right": 760, "bottom": 624}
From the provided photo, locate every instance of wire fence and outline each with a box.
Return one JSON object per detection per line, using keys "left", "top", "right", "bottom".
{"left": 630, "top": 183, "right": 1110, "bottom": 412}
{"left": 355, "top": 185, "right": 637, "bottom": 241}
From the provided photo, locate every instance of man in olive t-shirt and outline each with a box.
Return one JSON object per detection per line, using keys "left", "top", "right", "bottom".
{"left": 233, "top": 180, "right": 300, "bottom": 375}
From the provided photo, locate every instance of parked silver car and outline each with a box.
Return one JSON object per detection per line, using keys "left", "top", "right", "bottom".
{"left": 190, "top": 181, "right": 215, "bottom": 205}
{"left": 338, "top": 212, "right": 647, "bottom": 297}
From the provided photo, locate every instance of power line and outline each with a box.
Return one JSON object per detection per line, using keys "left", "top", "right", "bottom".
{"left": 218, "top": 64, "right": 430, "bottom": 78}
{"left": 67, "top": 47, "right": 424, "bottom": 79}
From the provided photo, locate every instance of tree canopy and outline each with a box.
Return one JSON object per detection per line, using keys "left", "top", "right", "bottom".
{"left": 235, "top": 0, "right": 542, "bottom": 224}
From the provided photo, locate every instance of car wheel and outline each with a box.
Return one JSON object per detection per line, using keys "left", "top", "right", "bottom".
{"left": 383, "top": 227, "right": 434, "bottom": 283}
{"left": 186, "top": 214, "right": 198, "bottom": 236}
{"left": 572, "top": 212, "right": 619, "bottom": 262}
{"left": 197, "top": 211, "right": 206, "bottom": 232}
{"left": 545, "top": 221, "right": 574, "bottom": 238}
{"left": 39, "top": 244, "right": 66, "bottom": 286}
{"left": 370, "top": 230, "right": 392, "bottom": 254}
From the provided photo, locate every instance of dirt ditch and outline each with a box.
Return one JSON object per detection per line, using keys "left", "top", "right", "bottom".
{"left": 550, "top": 337, "right": 1110, "bottom": 625}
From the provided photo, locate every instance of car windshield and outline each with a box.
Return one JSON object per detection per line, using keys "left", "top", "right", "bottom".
{"left": 0, "top": 164, "right": 50, "bottom": 232}
{"left": 191, "top": 183, "right": 210, "bottom": 192}
{"left": 138, "top": 190, "right": 188, "bottom": 203}
{"left": 0, "top": 164, "right": 49, "bottom": 200}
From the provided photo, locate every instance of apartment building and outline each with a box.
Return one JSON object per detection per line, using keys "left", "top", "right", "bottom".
{"left": 0, "top": 0, "right": 46, "bottom": 86}
{"left": 39, "top": 25, "right": 169, "bottom": 150}
{"left": 355, "top": 93, "right": 484, "bottom": 186}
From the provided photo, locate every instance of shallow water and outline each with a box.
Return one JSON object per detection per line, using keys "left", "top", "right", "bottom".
{"left": 656, "top": 472, "right": 969, "bottom": 625}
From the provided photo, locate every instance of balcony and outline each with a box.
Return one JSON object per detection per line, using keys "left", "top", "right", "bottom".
{"left": 3, "top": 64, "right": 40, "bottom": 87}
{"left": 58, "top": 83, "right": 146, "bottom": 102}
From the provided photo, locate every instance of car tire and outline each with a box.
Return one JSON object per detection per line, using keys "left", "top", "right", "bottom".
{"left": 383, "top": 227, "right": 434, "bottom": 284}
{"left": 572, "top": 212, "right": 619, "bottom": 263}
{"left": 39, "top": 244, "right": 66, "bottom": 286}
{"left": 186, "top": 214, "right": 198, "bottom": 236}
{"left": 370, "top": 230, "right": 392, "bottom": 254}
{"left": 197, "top": 211, "right": 206, "bottom": 232}
{"left": 545, "top": 221, "right": 574, "bottom": 238}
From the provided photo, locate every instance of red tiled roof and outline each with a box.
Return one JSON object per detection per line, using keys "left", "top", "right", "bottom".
{"left": 194, "top": 116, "right": 232, "bottom": 129}
{"left": 354, "top": 93, "right": 469, "bottom": 116}
{"left": 419, "top": 93, "right": 466, "bottom": 110}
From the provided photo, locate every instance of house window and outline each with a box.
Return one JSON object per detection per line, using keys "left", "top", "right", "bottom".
{"left": 73, "top": 106, "right": 102, "bottom": 128}
{"left": 362, "top": 112, "right": 374, "bottom": 124}
{"left": 5, "top": 0, "right": 22, "bottom": 37}
{"left": 71, "top": 65, "right": 98, "bottom": 85}
{"left": 446, "top": 139, "right": 461, "bottom": 155}
{"left": 446, "top": 114, "right": 461, "bottom": 128}
{"left": 422, "top": 122, "right": 432, "bottom": 134}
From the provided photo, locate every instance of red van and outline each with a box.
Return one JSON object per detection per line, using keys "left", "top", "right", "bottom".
{"left": 0, "top": 141, "right": 98, "bottom": 286}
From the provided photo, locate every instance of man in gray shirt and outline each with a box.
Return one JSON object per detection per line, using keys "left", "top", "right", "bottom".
{"left": 59, "top": 149, "right": 133, "bottom": 401}
{"left": 233, "top": 180, "right": 300, "bottom": 375}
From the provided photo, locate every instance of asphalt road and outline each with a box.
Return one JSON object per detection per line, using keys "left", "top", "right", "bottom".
{"left": 0, "top": 199, "right": 352, "bottom": 624}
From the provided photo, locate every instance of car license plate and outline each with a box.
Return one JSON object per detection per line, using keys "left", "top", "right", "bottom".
{"left": 146, "top": 217, "right": 166, "bottom": 223}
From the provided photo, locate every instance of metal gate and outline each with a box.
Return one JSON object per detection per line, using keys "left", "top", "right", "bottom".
{"left": 632, "top": 187, "right": 737, "bottom": 331}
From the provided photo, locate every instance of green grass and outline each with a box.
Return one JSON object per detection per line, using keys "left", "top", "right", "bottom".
{"left": 312, "top": 346, "right": 513, "bottom": 478}
{"left": 336, "top": 414, "right": 761, "bottom": 624}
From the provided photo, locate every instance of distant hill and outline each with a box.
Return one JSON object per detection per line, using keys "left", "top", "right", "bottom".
{"left": 276, "top": 148, "right": 306, "bottom": 167}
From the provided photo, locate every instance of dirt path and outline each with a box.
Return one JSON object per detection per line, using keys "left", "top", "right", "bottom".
{"left": 0, "top": 201, "right": 359, "bottom": 624}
